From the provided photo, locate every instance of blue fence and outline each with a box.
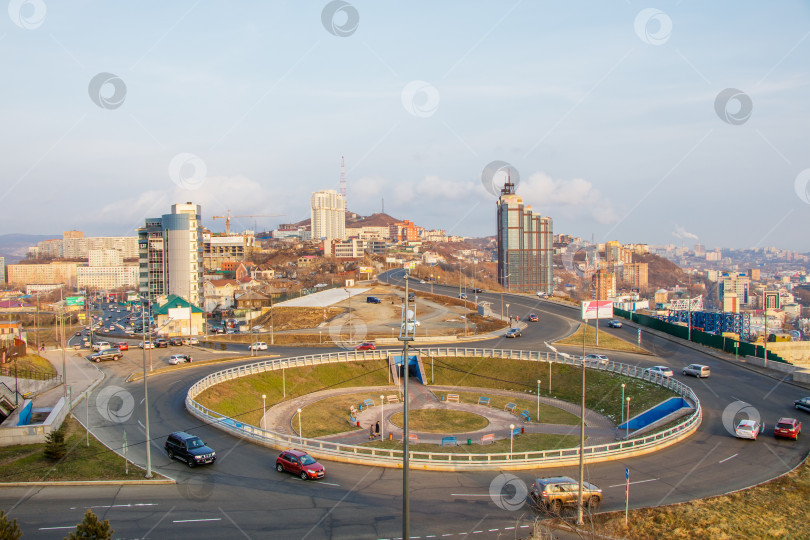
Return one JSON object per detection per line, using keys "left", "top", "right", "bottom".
{"left": 618, "top": 397, "right": 691, "bottom": 431}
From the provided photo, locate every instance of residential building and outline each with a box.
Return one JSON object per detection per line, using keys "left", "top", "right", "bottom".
{"left": 324, "top": 238, "right": 365, "bottom": 259}
{"left": 234, "top": 290, "right": 272, "bottom": 310}
{"left": 0, "top": 256, "right": 4, "bottom": 284}
{"left": 7, "top": 262, "right": 79, "bottom": 287}
{"left": 310, "top": 190, "right": 346, "bottom": 241}
{"left": 32, "top": 232, "right": 139, "bottom": 260}
{"left": 605, "top": 241, "right": 633, "bottom": 264}
{"left": 202, "top": 232, "right": 255, "bottom": 271}
{"left": 152, "top": 294, "right": 204, "bottom": 337}
{"left": 390, "top": 220, "right": 418, "bottom": 243}
{"left": 77, "top": 265, "right": 138, "bottom": 290}
{"left": 719, "top": 271, "right": 750, "bottom": 306}
{"left": 495, "top": 178, "right": 553, "bottom": 293}
{"left": 748, "top": 268, "right": 761, "bottom": 281}
{"left": 593, "top": 268, "right": 616, "bottom": 300}
{"left": 203, "top": 279, "right": 239, "bottom": 313}
{"left": 137, "top": 202, "right": 204, "bottom": 307}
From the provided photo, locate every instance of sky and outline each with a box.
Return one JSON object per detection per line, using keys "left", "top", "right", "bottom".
{"left": 1, "top": 1, "right": 809, "bottom": 250}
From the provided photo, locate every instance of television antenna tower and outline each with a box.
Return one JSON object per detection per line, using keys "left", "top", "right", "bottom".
{"left": 340, "top": 156, "right": 347, "bottom": 211}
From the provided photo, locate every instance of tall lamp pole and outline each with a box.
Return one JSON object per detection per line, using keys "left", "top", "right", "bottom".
{"left": 577, "top": 319, "right": 587, "bottom": 526}
{"left": 399, "top": 270, "right": 416, "bottom": 540}
{"left": 140, "top": 299, "right": 152, "bottom": 478}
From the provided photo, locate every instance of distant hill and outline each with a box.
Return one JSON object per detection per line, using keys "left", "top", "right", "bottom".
{"left": 350, "top": 212, "right": 400, "bottom": 227}
{"left": 0, "top": 233, "right": 59, "bottom": 264}
{"left": 633, "top": 252, "right": 688, "bottom": 289}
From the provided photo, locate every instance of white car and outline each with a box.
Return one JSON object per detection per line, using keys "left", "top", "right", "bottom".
{"left": 584, "top": 354, "right": 609, "bottom": 365}
{"left": 536, "top": 291, "right": 548, "bottom": 298}
{"left": 139, "top": 341, "right": 154, "bottom": 349}
{"left": 645, "top": 365, "right": 674, "bottom": 377}
{"left": 735, "top": 419, "right": 764, "bottom": 440}
{"left": 250, "top": 342, "right": 268, "bottom": 351}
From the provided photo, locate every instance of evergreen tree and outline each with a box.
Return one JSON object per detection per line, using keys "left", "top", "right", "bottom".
{"left": 43, "top": 427, "right": 67, "bottom": 461}
{"left": 65, "top": 509, "right": 113, "bottom": 540}
{"left": 0, "top": 509, "right": 23, "bottom": 540}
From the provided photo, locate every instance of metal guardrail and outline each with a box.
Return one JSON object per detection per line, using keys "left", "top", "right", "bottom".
{"left": 186, "top": 348, "right": 702, "bottom": 470}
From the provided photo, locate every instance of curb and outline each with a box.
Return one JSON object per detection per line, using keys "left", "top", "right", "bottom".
{"left": 0, "top": 479, "right": 175, "bottom": 487}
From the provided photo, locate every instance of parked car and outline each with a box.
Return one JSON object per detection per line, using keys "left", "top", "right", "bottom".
{"left": 774, "top": 417, "right": 801, "bottom": 440}
{"left": 366, "top": 296, "right": 382, "bottom": 304}
{"left": 275, "top": 449, "right": 325, "bottom": 480}
{"left": 528, "top": 314, "right": 539, "bottom": 322}
{"left": 182, "top": 337, "right": 200, "bottom": 346}
{"left": 165, "top": 431, "right": 216, "bottom": 468}
{"left": 354, "top": 342, "right": 376, "bottom": 350}
{"left": 645, "top": 365, "right": 674, "bottom": 377}
{"left": 682, "top": 364, "right": 711, "bottom": 378}
{"left": 735, "top": 419, "right": 764, "bottom": 440}
{"left": 584, "top": 354, "right": 609, "bottom": 365}
{"left": 88, "top": 348, "right": 122, "bottom": 363}
{"left": 139, "top": 341, "right": 154, "bottom": 349}
{"left": 154, "top": 338, "right": 168, "bottom": 348}
{"left": 92, "top": 341, "right": 111, "bottom": 352}
{"left": 169, "top": 337, "right": 183, "bottom": 346}
{"left": 473, "top": 288, "right": 484, "bottom": 293}
{"left": 74, "top": 331, "right": 81, "bottom": 336}
{"left": 607, "top": 320, "right": 623, "bottom": 328}
{"left": 505, "top": 328, "right": 522, "bottom": 338}
{"left": 250, "top": 342, "right": 268, "bottom": 351}
{"left": 168, "top": 354, "right": 192, "bottom": 365}
{"left": 530, "top": 476, "right": 601, "bottom": 514}
{"left": 536, "top": 291, "right": 548, "bottom": 298}
{"left": 795, "top": 397, "right": 810, "bottom": 413}
{"left": 115, "top": 342, "right": 129, "bottom": 351}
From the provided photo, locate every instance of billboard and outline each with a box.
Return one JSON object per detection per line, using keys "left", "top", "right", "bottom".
{"left": 358, "top": 266, "right": 374, "bottom": 274}
{"left": 581, "top": 300, "right": 613, "bottom": 320}
{"left": 168, "top": 307, "right": 191, "bottom": 320}
{"left": 66, "top": 296, "right": 85, "bottom": 306}
{"left": 403, "top": 261, "right": 417, "bottom": 270}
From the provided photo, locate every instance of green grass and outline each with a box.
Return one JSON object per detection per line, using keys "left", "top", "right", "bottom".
{"left": 296, "top": 392, "right": 379, "bottom": 437}
{"left": 0, "top": 416, "right": 161, "bottom": 481}
{"left": 442, "top": 391, "right": 579, "bottom": 425}
{"left": 196, "top": 360, "right": 391, "bottom": 428}
{"left": 364, "top": 433, "right": 581, "bottom": 454}
{"left": 555, "top": 323, "right": 646, "bottom": 353}
{"left": 426, "top": 356, "right": 675, "bottom": 424}
{"left": 7, "top": 354, "right": 57, "bottom": 377}
{"left": 389, "top": 409, "right": 489, "bottom": 433}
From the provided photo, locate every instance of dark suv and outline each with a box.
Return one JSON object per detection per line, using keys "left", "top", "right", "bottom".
{"left": 165, "top": 431, "right": 216, "bottom": 468}
{"left": 530, "top": 476, "right": 601, "bottom": 514}
{"left": 366, "top": 296, "right": 381, "bottom": 304}
{"left": 88, "top": 348, "right": 123, "bottom": 363}
{"left": 154, "top": 338, "right": 169, "bottom": 348}
{"left": 169, "top": 337, "right": 183, "bottom": 346}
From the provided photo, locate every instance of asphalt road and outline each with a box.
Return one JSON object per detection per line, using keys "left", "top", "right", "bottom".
{"left": 3, "top": 274, "right": 810, "bottom": 539}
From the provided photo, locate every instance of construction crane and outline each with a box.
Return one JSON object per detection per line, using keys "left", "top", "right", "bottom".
{"left": 212, "top": 210, "right": 285, "bottom": 235}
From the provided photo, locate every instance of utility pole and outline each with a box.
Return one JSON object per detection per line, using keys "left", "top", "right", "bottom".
{"left": 141, "top": 300, "right": 152, "bottom": 478}
{"left": 577, "top": 319, "right": 587, "bottom": 526}
{"left": 398, "top": 271, "right": 415, "bottom": 540}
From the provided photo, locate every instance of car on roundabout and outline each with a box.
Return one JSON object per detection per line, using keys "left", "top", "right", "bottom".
{"left": 504, "top": 328, "right": 522, "bottom": 338}
{"left": 774, "top": 418, "right": 801, "bottom": 440}
{"left": 183, "top": 337, "right": 200, "bottom": 346}
{"left": 645, "top": 365, "right": 674, "bottom": 377}
{"left": 249, "top": 342, "right": 268, "bottom": 351}
{"left": 735, "top": 419, "right": 764, "bottom": 440}
{"left": 165, "top": 431, "right": 216, "bottom": 468}
{"left": 528, "top": 314, "right": 539, "bottom": 322}
{"left": 354, "top": 342, "right": 376, "bottom": 350}
{"left": 530, "top": 476, "right": 601, "bottom": 514}
{"left": 168, "top": 354, "right": 192, "bottom": 365}
{"left": 682, "top": 364, "right": 711, "bottom": 378}
{"left": 607, "top": 320, "right": 623, "bottom": 328}
{"left": 584, "top": 354, "right": 609, "bottom": 365}
{"left": 276, "top": 449, "right": 325, "bottom": 480}
{"left": 794, "top": 397, "right": 810, "bottom": 413}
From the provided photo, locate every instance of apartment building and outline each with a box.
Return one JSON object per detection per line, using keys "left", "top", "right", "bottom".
{"left": 311, "top": 190, "right": 346, "bottom": 241}
{"left": 7, "top": 262, "right": 79, "bottom": 287}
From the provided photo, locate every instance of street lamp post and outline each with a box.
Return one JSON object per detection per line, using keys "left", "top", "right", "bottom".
{"left": 140, "top": 300, "right": 152, "bottom": 478}
{"left": 577, "top": 319, "right": 587, "bottom": 526}
{"left": 261, "top": 394, "right": 266, "bottom": 430}
{"left": 500, "top": 273, "right": 510, "bottom": 319}
{"left": 509, "top": 423, "right": 515, "bottom": 457}
{"left": 548, "top": 359, "right": 552, "bottom": 394}
{"left": 626, "top": 397, "right": 631, "bottom": 439}
{"left": 621, "top": 384, "right": 626, "bottom": 424}
{"left": 537, "top": 379, "right": 541, "bottom": 422}
{"left": 297, "top": 408, "right": 303, "bottom": 444}
{"left": 380, "top": 394, "right": 385, "bottom": 440}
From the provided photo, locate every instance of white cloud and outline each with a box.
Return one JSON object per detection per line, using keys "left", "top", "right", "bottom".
{"left": 673, "top": 225, "right": 699, "bottom": 242}
{"left": 517, "top": 172, "right": 618, "bottom": 224}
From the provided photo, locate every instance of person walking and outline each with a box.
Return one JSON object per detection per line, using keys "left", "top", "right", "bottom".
{"left": 369, "top": 423, "right": 375, "bottom": 440}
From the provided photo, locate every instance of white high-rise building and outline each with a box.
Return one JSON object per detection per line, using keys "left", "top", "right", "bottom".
{"left": 311, "top": 190, "right": 346, "bottom": 241}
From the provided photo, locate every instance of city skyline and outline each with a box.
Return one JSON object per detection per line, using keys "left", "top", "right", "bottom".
{"left": 1, "top": 2, "right": 809, "bottom": 249}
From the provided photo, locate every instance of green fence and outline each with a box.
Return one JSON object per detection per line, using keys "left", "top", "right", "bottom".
{"left": 611, "top": 307, "right": 787, "bottom": 363}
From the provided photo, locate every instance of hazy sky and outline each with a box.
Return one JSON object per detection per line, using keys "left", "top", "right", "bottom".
{"left": 1, "top": 1, "right": 809, "bottom": 250}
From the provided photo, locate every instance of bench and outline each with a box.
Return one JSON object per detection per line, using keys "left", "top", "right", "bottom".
{"left": 480, "top": 433, "right": 495, "bottom": 445}
{"left": 387, "top": 395, "right": 399, "bottom": 404}
{"left": 445, "top": 394, "right": 460, "bottom": 403}
{"left": 477, "top": 396, "right": 490, "bottom": 406}
{"left": 521, "top": 410, "right": 531, "bottom": 422}
{"left": 348, "top": 415, "right": 357, "bottom": 425}
{"left": 504, "top": 403, "right": 517, "bottom": 413}
{"left": 441, "top": 436, "right": 458, "bottom": 446}
{"left": 362, "top": 398, "right": 374, "bottom": 409}
{"left": 511, "top": 427, "right": 521, "bottom": 437}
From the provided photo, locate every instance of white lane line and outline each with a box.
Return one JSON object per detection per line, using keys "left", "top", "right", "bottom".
{"left": 137, "top": 420, "right": 145, "bottom": 429}
{"left": 85, "top": 503, "right": 158, "bottom": 509}
{"left": 520, "top": 525, "right": 530, "bottom": 528}
{"left": 608, "top": 478, "right": 659, "bottom": 488}
{"left": 450, "top": 494, "right": 491, "bottom": 497}
{"left": 319, "top": 481, "right": 341, "bottom": 486}
{"left": 173, "top": 518, "right": 221, "bottom": 523}
{"left": 719, "top": 453, "right": 738, "bottom": 464}
{"left": 39, "top": 526, "right": 77, "bottom": 530}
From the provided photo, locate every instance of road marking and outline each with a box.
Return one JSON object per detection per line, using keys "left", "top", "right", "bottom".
{"left": 85, "top": 503, "right": 158, "bottom": 509}
{"left": 719, "top": 453, "right": 738, "bottom": 464}
{"left": 320, "top": 481, "right": 341, "bottom": 486}
{"left": 39, "top": 526, "right": 77, "bottom": 530}
{"left": 608, "top": 478, "right": 658, "bottom": 488}
{"left": 450, "top": 494, "right": 491, "bottom": 497}
{"left": 137, "top": 420, "right": 145, "bottom": 429}
{"left": 173, "top": 518, "right": 221, "bottom": 523}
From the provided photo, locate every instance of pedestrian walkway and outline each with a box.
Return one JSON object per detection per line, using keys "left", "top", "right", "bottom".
{"left": 33, "top": 349, "right": 104, "bottom": 409}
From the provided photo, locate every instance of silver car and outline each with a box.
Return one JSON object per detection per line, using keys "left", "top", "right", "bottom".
{"left": 682, "top": 364, "right": 710, "bottom": 378}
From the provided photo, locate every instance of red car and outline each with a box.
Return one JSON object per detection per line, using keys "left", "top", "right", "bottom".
{"left": 354, "top": 342, "right": 376, "bottom": 350}
{"left": 116, "top": 342, "right": 129, "bottom": 351}
{"left": 275, "top": 449, "right": 325, "bottom": 480}
{"left": 774, "top": 417, "right": 801, "bottom": 440}
{"left": 528, "top": 314, "right": 539, "bottom": 322}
